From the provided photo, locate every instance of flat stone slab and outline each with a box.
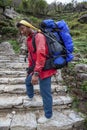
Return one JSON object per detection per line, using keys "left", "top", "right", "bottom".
{"left": 0, "top": 95, "right": 24, "bottom": 109}
{"left": 0, "top": 84, "right": 67, "bottom": 95}
{"left": 0, "top": 110, "right": 84, "bottom": 130}
{"left": 0, "top": 55, "right": 20, "bottom": 61}
{"left": 0, "top": 70, "right": 26, "bottom": 77}
{"left": 11, "top": 111, "right": 37, "bottom": 130}
{"left": 0, "top": 42, "right": 15, "bottom": 55}
{"left": 0, "top": 76, "right": 62, "bottom": 85}
{"left": 0, "top": 84, "right": 26, "bottom": 94}
{"left": 0, "top": 77, "right": 25, "bottom": 84}
{"left": 0, "top": 95, "right": 72, "bottom": 109}
{"left": 0, "top": 62, "right": 27, "bottom": 70}
{"left": 0, "top": 59, "right": 12, "bottom": 63}
{"left": 0, "top": 112, "right": 11, "bottom": 130}
{"left": 37, "top": 110, "right": 84, "bottom": 130}
{"left": 0, "top": 111, "right": 37, "bottom": 130}
{"left": 0, "top": 55, "right": 27, "bottom": 63}
{"left": 0, "top": 71, "right": 63, "bottom": 84}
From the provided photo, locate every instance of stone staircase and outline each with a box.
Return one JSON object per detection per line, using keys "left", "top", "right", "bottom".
{"left": 0, "top": 42, "right": 84, "bottom": 130}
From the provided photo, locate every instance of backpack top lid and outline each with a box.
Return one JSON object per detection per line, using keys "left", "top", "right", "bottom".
{"left": 40, "top": 19, "right": 56, "bottom": 29}
{"left": 40, "top": 19, "right": 70, "bottom": 33}
{"left": 56, "top": 20, "right": 70, "bottom": 32}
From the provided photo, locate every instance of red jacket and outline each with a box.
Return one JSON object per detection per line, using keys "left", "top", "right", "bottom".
{"left": 27, "top": 32, "right": 57, "bottom": 79}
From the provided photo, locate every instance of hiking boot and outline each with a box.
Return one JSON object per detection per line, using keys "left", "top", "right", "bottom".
{"left": 23, "top": 96, "right": 36, "bottom": 107}
{"left": 23, "top": 96, "right": 33, "bottom": 101}
{"left": 38, "top": 115, "right": 53, "bottom": 124}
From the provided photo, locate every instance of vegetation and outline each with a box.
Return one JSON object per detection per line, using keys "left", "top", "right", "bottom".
{"left": 0, "top": 0, "right": 87, "bottom": 15}
{"left": 81, "top": 81, "right": 87, "bottom": 92}
{"left": 0, "top": 0, "right": 13, "bottom": 12}
{"left": 0, "top": 1, "right": 87, "bottom": 56}
{"left": 8, "top": 39, "right": 20, "bottom": 53}
{"left": 0, "top": 0, "right": 87, "bottom": 129}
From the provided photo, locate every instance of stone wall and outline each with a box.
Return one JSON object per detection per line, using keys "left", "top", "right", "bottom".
{"left": 74, "top": 64, "right": 87, "bottom": 99}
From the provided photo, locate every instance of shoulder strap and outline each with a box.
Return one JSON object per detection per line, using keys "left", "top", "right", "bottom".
{"left": 32, "top": 31, "right": 51, "bottom": 58}
{"left": 32, "top": 32, "right": 38, "bottom": 53}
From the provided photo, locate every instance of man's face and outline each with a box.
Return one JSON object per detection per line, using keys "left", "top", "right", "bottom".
{"left": 19, "top": 25, "right": 31, "bottom": 37}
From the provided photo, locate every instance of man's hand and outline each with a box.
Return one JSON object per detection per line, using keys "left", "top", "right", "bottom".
{"left": 31, "top": 74, "right": 39, "bottom": 85}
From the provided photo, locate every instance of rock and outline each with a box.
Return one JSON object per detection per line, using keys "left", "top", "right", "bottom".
{"left": 78, "top": 14, "right": 87, "bottom": 23}
{"left": 3, "top": 7, "right": 19, "bottom": 19}
{"left": 77, "top": 73, "right": 87, "bottom": 81}
{"left": 0, "top": 95, "right": 23, "bottom": 109}
{"left": 18, "top": 36, "right": 27, "bottom": 55}
{"left": 0, "top": 42, "right": 15, "bottom": 55}
{"left": 74, "top": 64, "right": 87, "bottom": 73}
{"left": 0, "top": 113, "right": 11, "bottom": 130}
{"left": 11, "top": 112, "right": 37, "bottom": 130}
{"left": 37, "top": 110, "right": 84, "bottom": 130}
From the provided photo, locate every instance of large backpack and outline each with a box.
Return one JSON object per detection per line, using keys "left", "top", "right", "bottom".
{"left": 32, "top": 19, "right": 74, "bottom": 70}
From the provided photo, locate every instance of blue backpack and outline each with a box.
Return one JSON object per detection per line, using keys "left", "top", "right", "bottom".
{"left": 32, "top": 19, "right": 74, "bottom": 70}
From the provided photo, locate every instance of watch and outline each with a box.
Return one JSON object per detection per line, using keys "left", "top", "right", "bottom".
{"left": 33, "top": 72, "right": 39, "bottom": 76}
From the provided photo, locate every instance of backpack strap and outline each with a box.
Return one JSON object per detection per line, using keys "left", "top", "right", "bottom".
{"left": 32, "top": 31, "right": 38, "bottom": 53}
{"left": 32, "top": 31, "right": 58, "bottom": 58}
{"left": 32, "top": 31, "right": 51, "bottom": 57}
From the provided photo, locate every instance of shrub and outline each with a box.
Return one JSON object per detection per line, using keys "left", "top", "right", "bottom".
{"left": 81, "top": 81, "right": 87, "bottom": 92}
{"left": 30, "top": 16, "right": 42, "bottom": 27}
{"left": 0, "top": 21, "right": 9, "bottom": 26}
{"left": 1, "top": 27, "right": 18, "bottom": 36}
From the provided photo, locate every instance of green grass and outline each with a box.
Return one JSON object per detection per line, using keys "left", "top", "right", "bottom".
{"left": 74, "top": 40, "right": 87, "bottom": 56}
{"left": 8, "top": 40, "right": 20, "bottom": 54}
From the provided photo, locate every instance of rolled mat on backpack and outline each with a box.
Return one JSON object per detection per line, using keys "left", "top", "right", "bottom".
{"left": 19, "top": 20, "right": 41, "bottom": 32}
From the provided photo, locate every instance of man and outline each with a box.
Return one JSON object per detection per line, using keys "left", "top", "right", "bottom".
{"left": 16, "top": 19, "right": 57, "bottom": 123}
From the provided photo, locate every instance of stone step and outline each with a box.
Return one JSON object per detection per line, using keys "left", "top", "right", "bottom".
{"left": 0, "top": 55, "right": 18, "bottom": 60}
{"left": 0, "top": 54, "right": 25, "bottom": 59}
{"left": 0, "top": 56, "right": 26, "bottom": 63}
{"left": 0, "top": 54, "right": 26, "bottom": 62}
{"left": 0, "top": 77, "right": 25, "bottom": 84}
{"left": 0, "top": 42, "right": 85, "bottom": 130}
{"left": 0, "top": 109, "right": 84, "bottom": 130}
{"left": 0, "top": 51, "right": 15, "bottom": 56}
{"left": 0, "top": 94, "right": 72, "bottom": 110}
{"left": 0, "top": 62, "right": 27, "bottom": 70}
{"left": 0, "top": 59, "right": 14, "bottom": 63}
{"left": 0, "top": 60, "right": 20, "bottom": 64}
{"left": 0, "top": 69, "right": 62, "bottom": 82}
{"left": 0, "top": 70, "right": 26, "bottom": 78}
{"left": 0, "top": 84, "right": 67, "bottom": 96}
{"left": 0, "top": 73, "right": 62, "bottom": 84}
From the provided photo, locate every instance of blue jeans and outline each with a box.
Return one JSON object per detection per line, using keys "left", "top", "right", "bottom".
{"left": 25, "top": 74, "right": 53, "bottom": 118}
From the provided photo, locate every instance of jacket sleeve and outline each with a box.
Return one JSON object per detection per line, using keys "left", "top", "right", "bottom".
{"left": 34, "top": 33, "right": 47, "bottom": 73}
